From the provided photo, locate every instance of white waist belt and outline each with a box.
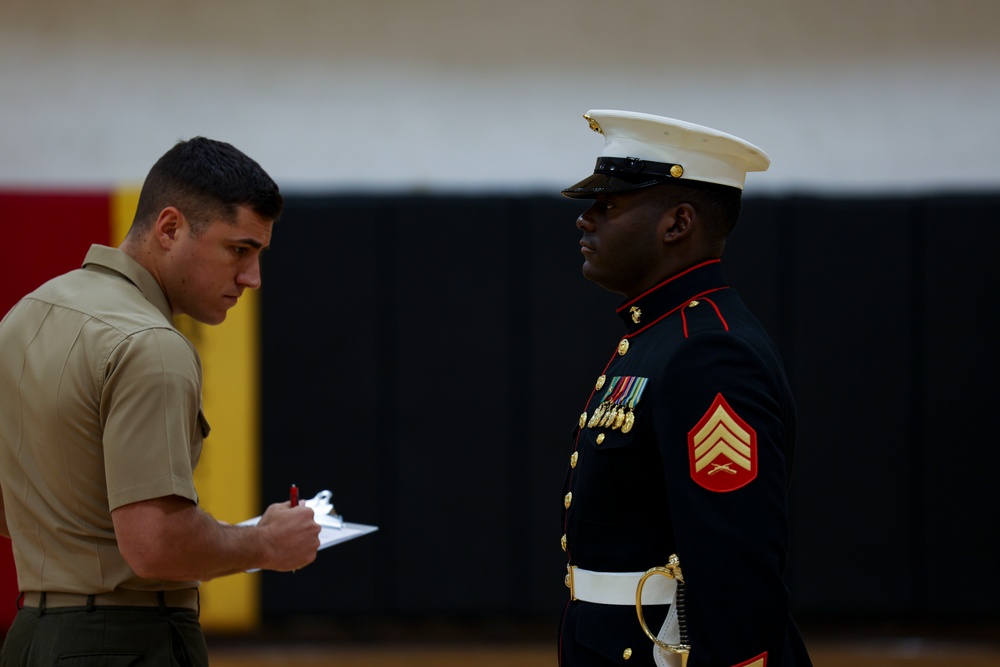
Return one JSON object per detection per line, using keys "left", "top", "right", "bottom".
{"left": 567, "top": 565, "right": 676, "bottom": 606}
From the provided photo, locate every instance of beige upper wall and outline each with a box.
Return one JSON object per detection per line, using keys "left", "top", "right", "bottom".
{"left": 1, "top": 0, "right": 998, "bottom": 194}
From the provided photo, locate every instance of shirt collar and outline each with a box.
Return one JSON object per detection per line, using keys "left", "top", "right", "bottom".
{"left": 616, "top": 259, "right": 729, "bottom": 335}
{"left": 81, "top": 244, "right": 173, "bottom": 323}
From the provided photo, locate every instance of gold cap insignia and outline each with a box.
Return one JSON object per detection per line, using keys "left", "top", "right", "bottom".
{"left": 584, "top": 114, "right": 603, "bottom": 134}
{"left": 670, "top": 164, "right": 684, "bottom": 179}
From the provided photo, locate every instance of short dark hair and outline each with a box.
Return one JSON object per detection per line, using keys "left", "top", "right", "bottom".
{"left": 652, "top": 180, "right": 743, "bottom": 244}
{"left": 132, "top": 137, "right": 283, "bottom": 234}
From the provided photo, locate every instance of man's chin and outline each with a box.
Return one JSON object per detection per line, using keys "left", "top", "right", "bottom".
{"left": 183, "top": 311, "right": 227, "bottom": 326}
{"left": 581, "top": 266, "right": 630, "bottom": 296}
{"left": 581, "top": 265, "right": 608, "bottom": 290}
{"left": 581, "top": 260, "right": 607, "bottom": 282}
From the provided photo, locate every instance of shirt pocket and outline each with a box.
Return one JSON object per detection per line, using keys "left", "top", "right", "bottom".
{"left": 574, "top": 419, "right": 649, "bottom": 527}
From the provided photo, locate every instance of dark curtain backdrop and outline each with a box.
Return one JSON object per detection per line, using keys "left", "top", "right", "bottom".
{"left": 258, "top": 193, "right": 1000, "bottom": 629}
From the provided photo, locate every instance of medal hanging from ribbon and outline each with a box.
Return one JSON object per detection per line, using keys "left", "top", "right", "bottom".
{"left": 587, "top": 376, "right": 648, "bottom": 433}
{"left": 587, "top": 376, "right": 616, "bottom": 429}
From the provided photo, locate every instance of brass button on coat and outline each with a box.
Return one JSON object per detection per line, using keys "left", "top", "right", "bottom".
{"left": 617, "top": 339, "right": 630, "bottom": 356}
{"left": 560, "top": 534, "right": 567, "bottom": 551}
{"left": 596, "top": 433, "right": 605, "bottom": 445}
{"left": 623, "top": 648, "right": 633, "bottom": 660}
{"left": 570, "top": 451, "right": 578, "bottom": 468}
{"left": 564, "top": 492, "right": 573, "bottom": 509}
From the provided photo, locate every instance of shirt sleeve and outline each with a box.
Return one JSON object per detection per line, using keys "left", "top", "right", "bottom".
{"left": 101, "top": 327, "right": 203, "bottom": 510}
{"left": 653, "top": 330, "right": 794, "bottom": 667}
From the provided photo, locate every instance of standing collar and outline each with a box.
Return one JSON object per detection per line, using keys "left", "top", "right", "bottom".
{"left": 616, "top": 259, "right": 729, "bottom": 335}
{"left": 81, "top": 244, "right": 174, "bottom": 323}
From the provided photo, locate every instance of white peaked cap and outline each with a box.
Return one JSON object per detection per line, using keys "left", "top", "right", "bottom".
{"left": 562, "top": 110, "right": 770, "bottom": 198}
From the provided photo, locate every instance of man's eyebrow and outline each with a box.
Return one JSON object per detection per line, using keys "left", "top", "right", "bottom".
{"left": 235, "top": 237, "right": 266, "bottom": 250}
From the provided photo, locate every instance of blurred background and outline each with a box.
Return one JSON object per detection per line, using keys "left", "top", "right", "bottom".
{"left": 2, "top": 1, "right": 999, "bottom": 664}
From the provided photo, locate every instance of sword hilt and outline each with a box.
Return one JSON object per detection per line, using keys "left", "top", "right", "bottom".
{"left": 635, "top": 553, "right": 691, "bottom": 660}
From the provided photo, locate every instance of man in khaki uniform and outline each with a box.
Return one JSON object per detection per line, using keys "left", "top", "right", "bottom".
{"left": 0, "top": 137, "right": 321, "bottom": 666}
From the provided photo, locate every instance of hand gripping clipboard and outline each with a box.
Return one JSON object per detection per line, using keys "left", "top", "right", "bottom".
{"left": 238, "top": 490, "right": 378, "bottom": 571}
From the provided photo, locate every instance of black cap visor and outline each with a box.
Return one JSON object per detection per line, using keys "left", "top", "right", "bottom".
{"left": 561, "top": 172, "right": 667, "bottom": 199}
{"left": 561, "top": 156, "right": 682, "bottom": 199}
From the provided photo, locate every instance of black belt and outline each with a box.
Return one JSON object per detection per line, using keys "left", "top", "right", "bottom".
{"left": 20, "top": 589, "right": 199, "bottom": 612}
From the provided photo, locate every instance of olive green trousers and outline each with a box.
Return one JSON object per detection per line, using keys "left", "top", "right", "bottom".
{"left": 1, "top": 605, "right": 208, "bottom": 666}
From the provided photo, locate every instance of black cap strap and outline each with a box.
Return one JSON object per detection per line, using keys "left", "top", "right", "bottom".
{"left": 593, "top": 156, "right": 683, "bottom": 181}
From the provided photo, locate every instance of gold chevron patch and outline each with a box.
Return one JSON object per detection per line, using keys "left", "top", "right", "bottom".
{"left": 688, "top": 393, "right": 757, "bottom": 492}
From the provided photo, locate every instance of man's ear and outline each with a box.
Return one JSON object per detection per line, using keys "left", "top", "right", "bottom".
{"left": 153, "top": 207, "right": 184, "bottom": 250}
{"left": 663, "top": 203, "right": 696, "bottom": 243}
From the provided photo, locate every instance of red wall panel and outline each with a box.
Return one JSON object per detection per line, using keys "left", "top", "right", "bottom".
{"left": 0, "top": 191, "right": 111, "bottom": 632}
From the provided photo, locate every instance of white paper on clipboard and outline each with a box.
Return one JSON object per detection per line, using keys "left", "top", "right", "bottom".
{"left": 237, "top": 490, "right": 378, "bottom": 570}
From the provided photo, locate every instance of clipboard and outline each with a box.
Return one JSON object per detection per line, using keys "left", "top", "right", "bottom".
{"left": 237, "top": 490, "right": 378, "bottom": 570}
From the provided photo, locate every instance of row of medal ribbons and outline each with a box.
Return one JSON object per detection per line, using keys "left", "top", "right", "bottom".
{"left": 586, "top": 376, "right": 648, "bottom": 433}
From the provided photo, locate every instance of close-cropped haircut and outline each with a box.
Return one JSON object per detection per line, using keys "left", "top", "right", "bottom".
{"left": 131, "top": 137, "right": 283, "bottom": 235}
{"left": 652, "top": 180, "right": 743, "bottom": 244}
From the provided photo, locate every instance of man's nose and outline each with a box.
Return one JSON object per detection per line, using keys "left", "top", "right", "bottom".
{"left": 576, "top": 210, "right": 596, "bottom": 232}
{"left": 238, "top": 259, "right": 262, "bottom": 289}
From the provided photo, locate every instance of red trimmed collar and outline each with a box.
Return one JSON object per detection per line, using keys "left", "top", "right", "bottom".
{"left": 615, "top": 260, "right": 729, "bottom": 335}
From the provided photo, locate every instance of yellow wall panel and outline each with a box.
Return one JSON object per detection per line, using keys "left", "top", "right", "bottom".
{"left": 112, "top": 188, "right": 260, "bottom": 632}
{"left": 110, "top": 188, "right": 139, "bottom": 245}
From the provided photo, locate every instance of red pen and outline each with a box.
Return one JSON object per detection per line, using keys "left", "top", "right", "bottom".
{"left": 290, "top": 484, "right": 299, "bottom": 507}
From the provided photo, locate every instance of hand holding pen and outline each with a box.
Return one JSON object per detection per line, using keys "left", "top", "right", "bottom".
{"left": 253, "top": 483, "right": 320, "bottom": 572}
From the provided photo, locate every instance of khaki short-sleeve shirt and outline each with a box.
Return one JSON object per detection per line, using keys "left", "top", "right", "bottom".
{"left": 0, "top": 245, "right": 205, "bottom": 593}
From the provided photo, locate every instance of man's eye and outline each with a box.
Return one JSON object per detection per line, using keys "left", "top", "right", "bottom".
{"left": 233, "top": 247, "right": 248, "bottom": 255}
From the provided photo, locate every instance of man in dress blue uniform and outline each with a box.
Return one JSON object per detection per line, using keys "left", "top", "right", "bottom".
{"left": 558, "top": 110, "right": 812, "bottom": 667}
